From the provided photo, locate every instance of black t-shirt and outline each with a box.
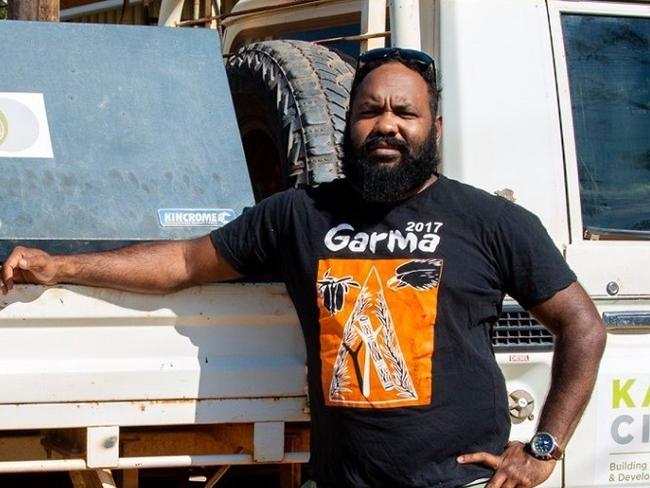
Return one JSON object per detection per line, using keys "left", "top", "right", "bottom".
{"left": 211, "top": 176, "right": 576, "bottom": 488}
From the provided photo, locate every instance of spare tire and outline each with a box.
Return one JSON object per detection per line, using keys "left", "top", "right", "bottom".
{"left": 226, "top": 40, "right": 355, "bottom": 201}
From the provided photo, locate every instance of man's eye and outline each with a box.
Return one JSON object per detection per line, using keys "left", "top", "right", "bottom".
{"left": 359, "top": 110, "right": 379, "bottom": 117}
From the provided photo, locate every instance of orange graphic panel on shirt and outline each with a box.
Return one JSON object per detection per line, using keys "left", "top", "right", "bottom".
{"left": 317, "top": 258, "right": 443, "bottom": 408}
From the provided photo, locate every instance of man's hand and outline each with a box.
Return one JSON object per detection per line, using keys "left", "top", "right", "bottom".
{"left": 1, "top": 237, "right": 243, "bottom": 295}
{"left": 1, "top": 247, "right": 60, "bottom": 294}
{"left": 457, "top": 441, "right": 555, "bottom": 488}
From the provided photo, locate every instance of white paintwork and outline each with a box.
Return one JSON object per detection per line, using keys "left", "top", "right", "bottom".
{"left": 254, "top": 422, "right": 285, "bottom": 462}
{"left": 158, "top": 0, "right": 185, "bottom": 26}
{"left": 548, "top": 1, "right": 650, "bottom": 302}
{"left": 221, "top": 0, "right": 364, "bottom": 53}
{"left": 389, "top": 0, "right": 421, "bottom": 49}
{"left": 566, "top": 242, "right": 650, "bottom": 298}
{"left": 547, "top": 6, "right": 650, "bottom": 483}
{"left": 0, "top": 397, "right": 307, "bottom": 431}
{"left": 558, "top": 312, "right": 650, "bottom": 488}
{"left": 60, "top": 0, "right": 142, "bottom": 19}
{"left": 497, "top": 351, "right": 562, "bottom": 488}
{"left": 0, "top": 452, "right": 310, "bottom": 473}
{"left": 222, "top": 0, "right": 434, "bottom": 56}
{"left": 230, "top": 0, "right": 293, "bottom": 11}
{"left": 115, "top": 451, "right": 309, "bottom": 468}
{"left": 0, "top": 459, "right": 88, "bottom": 473}
{"left": 0, "top": 284, "right": 306, "bottom": 405}
{"left": 360, "top": 0, "right": 387, "bottom": 51}
{"left": 0, "top": 283, "right": 307, "bottom": 432}
{"left": 438, "top": 0, "right": 569, "bottom": 248}
{"left": 0, "top": 283, "right": 309, "bottom": 471}
{"left": 87, "top": 426, "right": 120, "bottom": 468}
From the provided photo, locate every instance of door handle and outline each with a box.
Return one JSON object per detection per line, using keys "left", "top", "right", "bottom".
{"left": 602, "top": 312, "right": 650, "bottom": 331}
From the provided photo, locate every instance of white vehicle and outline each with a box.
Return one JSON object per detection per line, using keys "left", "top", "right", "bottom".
{"left": 220, "top": 4, "right": 650, "bottom": 486}
{"left": 3, "top": 1, "right": 649, "bottom": 487}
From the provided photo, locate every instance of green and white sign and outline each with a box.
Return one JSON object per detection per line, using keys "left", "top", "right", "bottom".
{"left": 0, "top": 93, "right": 54, "bottom": 158}
{"left": 596, "top": 373, "right": 650, "bottom": 485}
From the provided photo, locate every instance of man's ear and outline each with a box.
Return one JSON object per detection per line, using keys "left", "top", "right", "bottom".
{"left": 435, "top": 115, "right": 443, "bottom": 146}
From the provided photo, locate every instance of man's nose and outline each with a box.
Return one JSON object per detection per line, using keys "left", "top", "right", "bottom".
{"left": 372, "top": 111, "right": 399, "bottom": 137}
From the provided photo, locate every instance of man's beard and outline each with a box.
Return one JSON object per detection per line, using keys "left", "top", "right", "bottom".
{"left": 342, "top": 127, "right": 439, "bottom": 204}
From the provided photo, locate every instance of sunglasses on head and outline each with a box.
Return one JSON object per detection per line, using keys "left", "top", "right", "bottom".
{"left": 357, "top": 47, "right": 436, "bottom": 77}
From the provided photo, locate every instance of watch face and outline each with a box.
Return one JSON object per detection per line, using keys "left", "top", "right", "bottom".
{"left": 532, "top": 433, "right": 555, "bottom": 455}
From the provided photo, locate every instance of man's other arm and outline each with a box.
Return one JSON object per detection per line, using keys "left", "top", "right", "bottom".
{"left": 458, "top": 281, "right": 606, "bottom": 488}
{"left": 528, "top": 281, "right": 606, "bottom": 449}
{"left": 1, "top": 236, "right": 242, "bottom": 295}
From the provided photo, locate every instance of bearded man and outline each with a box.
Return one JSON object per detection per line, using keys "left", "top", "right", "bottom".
{"left": 1, "top": 48, "right": 605, "bottom": 488}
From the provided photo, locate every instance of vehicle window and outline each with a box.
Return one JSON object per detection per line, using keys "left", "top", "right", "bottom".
{"left": 562, "top": 14, "right": 650, "bottom": 238}
{"left": 279, "top": 23, "right": 361, "bottom": 60}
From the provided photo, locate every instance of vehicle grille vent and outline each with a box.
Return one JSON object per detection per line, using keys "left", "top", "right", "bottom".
{"left": 492, "top": 308, "right": 554, "bottom": 351}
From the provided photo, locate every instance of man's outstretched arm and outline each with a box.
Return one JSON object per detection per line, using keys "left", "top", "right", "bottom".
{"left": 0, "top": 236, "right": 242, "bottom": 295}
{"left": 458, "top": 282, "right": 607, "bottom": 488}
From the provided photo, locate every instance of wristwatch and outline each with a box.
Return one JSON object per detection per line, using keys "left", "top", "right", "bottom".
{"left": 526, "top": 432, "right": 563, "bottom": 460}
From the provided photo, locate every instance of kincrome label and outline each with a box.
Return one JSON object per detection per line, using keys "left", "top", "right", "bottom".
{"left": 158, "top": 208, "right": 236, "bottom": 228}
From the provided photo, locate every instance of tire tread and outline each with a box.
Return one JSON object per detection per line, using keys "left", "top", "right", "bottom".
{"left": 227, "top": 40, "right": 354, "bottom": 187}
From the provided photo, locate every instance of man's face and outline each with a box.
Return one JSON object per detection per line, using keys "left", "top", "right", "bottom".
{"left": 344, "top": 61, "right": 441, "bottom": 203}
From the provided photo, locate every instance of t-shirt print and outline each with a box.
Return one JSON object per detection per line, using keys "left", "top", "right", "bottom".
{"left": 317, "top": 258, "right": 443, "bottom": 408}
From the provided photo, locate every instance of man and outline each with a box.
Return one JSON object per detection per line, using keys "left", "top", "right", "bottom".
{"left": 1, "top": 48, "right": 605, "bottom": 488}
